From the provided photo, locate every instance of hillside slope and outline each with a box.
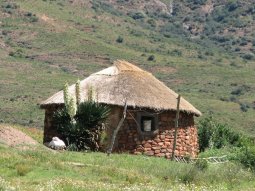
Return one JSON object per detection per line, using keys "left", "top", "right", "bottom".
{"left": 0, "top": 0, "right": 254, "bottom": 136}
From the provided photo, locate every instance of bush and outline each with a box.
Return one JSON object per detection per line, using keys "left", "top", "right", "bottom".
{"left": 147, "top": 55, "right": 155, "bottom": 61}
{"left": 194, "top": 159, "right": 208, "bottom": 171}
{"left": 24, "top": 12, "right": 39, "bottom": 22}
{"left": 9, "top": 49, "right": 24, "bottom": 58}
{"left": 116, "top": 36, "right": 124, "bottom": 43}
{"left": 231, "top": 85, "right": 250, "bottom": 96}
{"left": 239, "top": 102, "right": 250, "bottom": 112}
{"left": 198, "top": 117, "right": 242, "bottom": 151}
{"left": 169, "top": 49, "right": 182, "bottom": 56}
{"left": 242, "top": 53, "right": 254, "bottom": 60}
{"left": 147, "top": 19, "right": 156, "bottom": 27}
{"left": 238, "top": 146, "right": 255, "bottom": 171}
{"left": 179, "top": 167, "right": 197, "bottom": 184}
{"left": 226, "top": 2, "right": 239, "bottom": 12}
{"left": 198, "top": 117, "right": 213, "bottom": 152}
{"left": 54, "top": 101, "right": 110, "bottom": 151}
{"left": 128, "top": 12, "right": 145, "bottom": 20}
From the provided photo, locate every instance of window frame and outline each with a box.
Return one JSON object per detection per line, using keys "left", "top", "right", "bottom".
{"left": 136, "top": 111, "right": 159, "bottom": 136}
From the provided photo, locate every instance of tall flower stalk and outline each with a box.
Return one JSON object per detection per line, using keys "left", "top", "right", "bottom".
{"left": 75, "top": 79, "right": 81, "bottom": 105}
{"left": 63, "top": 82, "right": 77, "bottom": 119}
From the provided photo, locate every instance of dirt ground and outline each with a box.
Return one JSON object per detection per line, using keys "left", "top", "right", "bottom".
{"left": 0, "top": 125, "right": 37, "bottom": 147}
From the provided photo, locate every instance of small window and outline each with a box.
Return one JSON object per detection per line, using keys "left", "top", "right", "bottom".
{"left": 141, "top": 116, "right": 155, "bottom": 132}
{"left": 137, "top": 112, "right": 158, "bottom": 135}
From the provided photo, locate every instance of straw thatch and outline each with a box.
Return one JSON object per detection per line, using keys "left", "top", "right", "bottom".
{"left": 40, "top": 60, "right": 201, "bottom": 116}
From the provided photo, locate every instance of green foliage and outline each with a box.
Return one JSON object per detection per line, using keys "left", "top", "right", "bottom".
{"left": 54, "top": 101, "right": 110, "bottom": 151}
{"left": 179, "top": 167, "right": 197, "bottom": 184}
{"left": 9, "top": 49, "right": 24, "bottom": 58}
{"left": 169, "top": 49, "right": 182, "bottom": 56}
{"left": 226, "top": 1, "right": 239, "bottom": 12}
{"left": 128, "top": 12, "right": 145, "bottom": 20}
{"left": 147, "top": 55, "right": 155, "bottom": 61}
{"left": 2, "top": 2, "right": 18, "bottom": 14}
{"left": 16, "top": 163, "right": 31, "bottom": 176}
{"left": 75, "top": 102, "right": 110, "bottom": 129}
{"left": 242, "top": 53, "right": 254, "bottom": 60}
{"left": 0, "top": 140, "right": 255, "bottom": 190}
{"left": 116, "top": 36, "right": 124, "bottom": 43}
{"left": 238, "top": 146, "right": 255, "bottom": 171}
{"left": 198, "top": 117, "right": 255, "bottom": 172}
{"left": 195, "top": 159, "right": 208, "bottom": 171}
{"left": 231, "top": 85, "right": 250, "bottom": 96}
{"left": 147, "top": 19, "right": 156, "bottom": 27}
{"left": 24, "top": 12, "right": 38, "bottom": 22}
{"left": 198, "top": 117, "right": 242, "bottom": 151}
{"left": 197, "top": 118, "right": 213, "bottom": 151}
{"left": 239, "top": 102, "right": 250, "bottom": 112}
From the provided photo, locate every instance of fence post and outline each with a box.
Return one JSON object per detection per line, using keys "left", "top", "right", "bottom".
{"left": 171, "top": 95, "right": 181, "bottom": 161}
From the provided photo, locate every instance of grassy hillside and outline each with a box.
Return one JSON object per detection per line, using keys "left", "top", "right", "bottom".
{"left": 0, "top": 126, "right": 254, "bottom": 191}
{"left": 0, "top": 0, "right": 254, "bottom": 136}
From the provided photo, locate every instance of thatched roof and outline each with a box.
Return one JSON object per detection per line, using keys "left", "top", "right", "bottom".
{"left": 40, "top": 60, "right": 201, "bottom": 116}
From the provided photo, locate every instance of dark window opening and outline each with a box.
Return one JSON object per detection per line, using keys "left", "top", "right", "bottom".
{"left": 137, "top": 112, "right": 158, "bottom": 135}
{"left": 141, "top": 116, "right": 155, "bottom": 132}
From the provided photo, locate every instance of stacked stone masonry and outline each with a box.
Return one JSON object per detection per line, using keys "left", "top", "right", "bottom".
{"left": 116, "top": 110, "right": 198, "bottom": 158}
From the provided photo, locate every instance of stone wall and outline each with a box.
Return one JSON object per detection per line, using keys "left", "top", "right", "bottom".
{"left": 42, "top": 105, "right": 199, "bottom": 158}
{"left": 116, "top": 110, "right": 198, "bottom": 158}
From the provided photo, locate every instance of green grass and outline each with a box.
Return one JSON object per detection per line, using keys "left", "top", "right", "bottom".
{"left": 0, "top": 0, "right": 254, "bottom": 138}
{"left": 0, "top": 143, "right": 255, "bottom": 191}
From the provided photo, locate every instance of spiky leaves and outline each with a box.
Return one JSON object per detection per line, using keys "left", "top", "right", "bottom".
{"left": 75, "top": 102, "right": 110, "bottom": 129}
{"left": 54, "top": 83, "right": 110, "bottom": 151}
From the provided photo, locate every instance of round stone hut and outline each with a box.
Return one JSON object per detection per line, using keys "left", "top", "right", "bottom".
{"left": 40, "top": 60, "right": 201, "bottom": 158}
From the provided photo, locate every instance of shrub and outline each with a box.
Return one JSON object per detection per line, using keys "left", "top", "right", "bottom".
{"left": 169, "top": 49, "right": 182, "bottom": 56}
{"left": 238, "top": 146, "right": 255, "bottom": 171}
{"left": 54, "top": 101, "right": 110, "bottom": 151}
{"left": 116, "top": 36, "right": 124, "bottom": 43}
{"left": 128, "top": 12, "right": 145, "bottom": 20}
{"left": 242, "top": 53, "right": 254, "bottom": 60}
{"left": 231, "top": 85, "right": 250, "bottom": 96}
{"left": 147, "top": 19, "right": 156, "bottom": 27}
{"left": 147, "top": 55, "right": 155, "bottom": 61}
{"left": 53, "top": 82, "right": 110, "bottom": 151}
{"left": 194, "top": 159, "right": 208, "bottom": 171}
{"left": 198, "top": 117, "right": 242, "bottom": 151}
{"left": 179, "top": 167, "right": 197, "bottom": 184}
{"left": 239, "top": 103, "right": 250, "bottom": 112}
{"left": 8, "top": 49, "right": 24, "bottom": 58}
{"left": 231, "top": 88, "right": 242, "bottom": 96}
{"left": 24, "top": 12, "right": 39, "bottom": 22}
{"left": 226, "top": 2, "right": 239, "bottom": 12}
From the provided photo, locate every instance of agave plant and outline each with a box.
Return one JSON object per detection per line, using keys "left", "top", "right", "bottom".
{"left": 53, "top": 101, "right": 110, "bottom": 151}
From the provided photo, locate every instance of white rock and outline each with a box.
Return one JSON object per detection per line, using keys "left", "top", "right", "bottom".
{"left": 48, "top": 137, "right": 66, "bottom": 150}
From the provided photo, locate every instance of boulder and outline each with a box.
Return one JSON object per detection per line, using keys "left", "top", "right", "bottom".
{"left": 48, "top": 137, "right": 66, "bottom": 150}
